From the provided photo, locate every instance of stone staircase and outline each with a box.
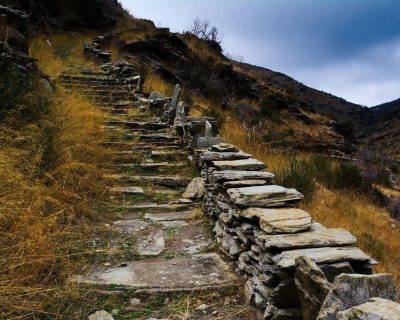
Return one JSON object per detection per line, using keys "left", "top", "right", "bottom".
{"left": 58, "top": 71, "right": 257, "bottom": 319}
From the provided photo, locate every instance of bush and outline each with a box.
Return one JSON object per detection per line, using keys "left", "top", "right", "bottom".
{"left": 333, "top": 161, "right": 364, "bottom": 190}
{"left": 275, "top": 157, "right": 317, "bottom": 202}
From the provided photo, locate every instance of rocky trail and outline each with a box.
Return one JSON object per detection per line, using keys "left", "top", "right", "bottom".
{"left": 58, "top": 71, "right": 257, "bottom": 319}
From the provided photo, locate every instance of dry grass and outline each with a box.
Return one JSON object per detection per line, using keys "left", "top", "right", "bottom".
{"left": 221, "top": 117, "right": 400, "bottom": 284}
{"left": 143, "top": 72, "right": 175, "bottom": 96}
{"left": 29, "top": 33, "right": 100, "bottom": 78}
{"left": 0, "top": 33, "right": 110, "bottom": 319}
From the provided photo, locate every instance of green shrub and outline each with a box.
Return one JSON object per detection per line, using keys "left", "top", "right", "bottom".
{"left": 333, "top": 161, "right": 364, "bottom": 190}
{"left": 275, "top": 157, "right": 317, "bottom": 202}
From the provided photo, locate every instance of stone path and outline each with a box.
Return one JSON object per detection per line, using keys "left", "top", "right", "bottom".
{"left": 59, "top": 71, "right": 256, "bottom": 319}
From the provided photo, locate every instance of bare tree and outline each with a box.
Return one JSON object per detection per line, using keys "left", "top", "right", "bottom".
{"left": 188, "top": 18, "right": 222, "bottom": 45}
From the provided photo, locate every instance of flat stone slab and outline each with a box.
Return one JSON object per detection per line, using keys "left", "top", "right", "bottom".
{"left": 273, "top": 247, "right": 377, "bottom": 269}
{"left": 124, "top": 203, "right": 192, "bottom": 211}
{"left": 200, "top": 151, "right": 252, "bottom": 162}
{"left": 223, "top": 180, "right": 268, "bottom": 188}
{"left": 137, "top": 229, "right": 165, "bottom": 256}
{"left": 110, "top": 186, "right": 144, "bottom": 194}
{"left": 111, "top": 162, "right": 186, "bottom": 169}
{"left": 210, "top": 143, "right": 239, "bottom": 152}
{"left": 145, "top": 211, "right": 192, "bottom": 222}
{"left": 337, "top": 298, "right": 400, "bottom": 320}
{"left": 195, "top": 137, "right": 224, "bottom": 149}
{"left": 242, "top": 208, "right": 312, "bottom": 234}
{"left": 112, "top": 219, "right": 149, "bottom": 233}
{"left": 228, "top": 185, "right": 303, "bottom": 207}
{"left": 159, "top": 220, "right": 189, "bottom": 228}
{"left": 257, "top": 229, "right": 356, "bottom": 250}
{"left": 213, "top": 159, "right": 266, "bottom": 171}
{"left": 211, "top": 170, "right": 275, "bottom": 183}
{"left": 73, "top": 253, "right": 237, "bottom": 289}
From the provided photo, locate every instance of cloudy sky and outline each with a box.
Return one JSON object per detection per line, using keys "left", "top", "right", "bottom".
{"left": 121, "top": 0, "right": 400, "bottom": 107}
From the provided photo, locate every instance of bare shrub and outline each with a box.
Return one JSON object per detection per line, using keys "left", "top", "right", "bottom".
{"left": 188, "top": 18, "right": 222, "bottom": 45}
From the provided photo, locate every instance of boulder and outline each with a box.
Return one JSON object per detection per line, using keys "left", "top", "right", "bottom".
{"left": 336, "top": 297, "right": 400, "bottom": 320}
{"left": 317, "top": 273, "right": 398, "bottom": 320}
{"left": 182, "top": 177, "right": 205, "bottom": 200}
{"left": 88, "top": 310, "right": 114, "bottom": 320}
{"left": 294, "top": 256, "right": 332, "bottom": 320}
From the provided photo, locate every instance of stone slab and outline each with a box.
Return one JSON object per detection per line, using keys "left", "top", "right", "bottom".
{"left": 137, "top": 229, "right": 165, "bottom": 256}
{"left": 200, "top": 151, "right": 252, "bottom": 162}
{"left": 241, "top": 208, "right": 312, "bottom": 234}
{"left": 258, "top": 229, "right": 356, "bottom": 250}
{"left": 112, "top": 219, "right": 149, "bottom": 233}
{"left": 195, "top": 137, "right": 224, "bottom": 149}
{"left": 73, "top": 253, "right": 237, "bottom": 289}
{"left": 211, "top": 170, "right": 275, "bottom": 183}
{"left": 111, "top": 186, "right": 144, "bottom": 194}
{"left": 144, "top": 211, "right": 192, "bottom": 221}
{"left": 213, "top": 159, "right": 267, "bottom": 171}
{"left": 228, "top": 185, "right": 303, "bottom": 207}
{"left": 273, "top": 247, "right": 377, "bottom": 269}
{"left": 223, "top": 180, "right": 268, "bottom": 188}
{"left": 337, "top": 298, "right": 400, "bottom": 320}
{"left": 209, "top": 143, "right": 239, "bottom": 152}
{"left": 107, "top": 175, "right": 191, "bottom": 188}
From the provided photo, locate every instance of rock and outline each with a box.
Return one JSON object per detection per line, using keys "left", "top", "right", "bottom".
{"left": 195, "top": 304, "right": 209, "bottom": 311}
{"left": 273, "top": 247, "right": 377, "bottom": 269}
{"left": 210, "top": 143, "right": 239, "bottom": 152}
{"left": 129, "top": 298, "right": 141, "bottom": 306}
{"left": 137, "top": 229, "right": 165, "bottom": 256}
{"left": 294, "top": 256, "right": 332, "bottom": 320}
{"left": 195, "top": 137, "right": 224, "bottom": 149}
{"left": 182, "top": 177, "right": 205, "bottom": 200}
{"left": 213, "top": 158, "right": 267, "bottom": 171}
{"left": 241, "top": 208, "right": 312, "bottom": 234}
{"left": 144, "top": 211, "right": 192, "bottom": 222}
{"left": 211, "top": 170, "right": 275, "bottom": 183}
{"left": 148, "top": 91, "right": 167, "bottom": 101}
{"left": 264, "top": 306, "right": 302, "bottom": 320}
{"left": 336, "top": 297, "right": 400, "bottom": 320}
{"left": 257, "top": 229, "right": 356, "bottom": 250}
{"left": 320, "top": 262, "right": 354, "bottom": 283}
{"left": 317, "top": 273, "right": 398, "bottom": 320}
{"left": 88, "top": 310, "right": 114, "bottom": 320}
{"left": 227, "top": 185, "right": 303, "bottom": 208}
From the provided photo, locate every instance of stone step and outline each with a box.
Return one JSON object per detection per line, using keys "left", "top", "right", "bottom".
{"left": 272, "top": 246, "right": 377, "bottom": 269}
{"left": 104, "top": 141, "right": 181, "bottom": 149}
{"left": 109, "top": 162, "right": 187, "bottom": 169}
{"left": 199, "top": 151, "right": 253, "bottom": 162}
{"left": 256, "top": 228, "right": 357, "bottom": 250}
{"left": 121, "top": 133, "right": 178, "bottom": 143}
{"left": 110, "top": 186, "right": 144, "bottom": 195}
{"left": 61, "top": 83, "right": 133, "bottom": 91}
{"left": 72, "top": 253, "right": 239, "bottom": 290}
{"left": 144, "top": 210, "right": 193, "bottom": 222}
{"left": 59, "top": 75, "right": 130, "bottom": 83}
{"left": 106, "top": 174, "right": 191, "bottom": 188}
{"left": 105, "top": 120, "right": 169, "bottom": 130}
{"left": 121, "top": 202, "right": 193, "bottom": 212}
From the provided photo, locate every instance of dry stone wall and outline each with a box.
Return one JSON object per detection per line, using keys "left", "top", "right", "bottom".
{"left": 154, "top": 84, "right": 400, "bottom": 319}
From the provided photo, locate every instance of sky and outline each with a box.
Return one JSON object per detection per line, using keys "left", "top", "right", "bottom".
{"left": 121, "top": 0, "right": 400, "bottom": 107}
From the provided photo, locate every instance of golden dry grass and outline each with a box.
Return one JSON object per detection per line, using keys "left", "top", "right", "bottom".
{"left": 221, "top": 117, "right": 400, "bottom": 284}
{"left": 29, "top": 33, "right": 100, "bottom": 78}
{"left": 0, "top": 33, "right": 110, "bottom": 319}
{"left": 143, "top": 72, "right": 174, "bottom": 96}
